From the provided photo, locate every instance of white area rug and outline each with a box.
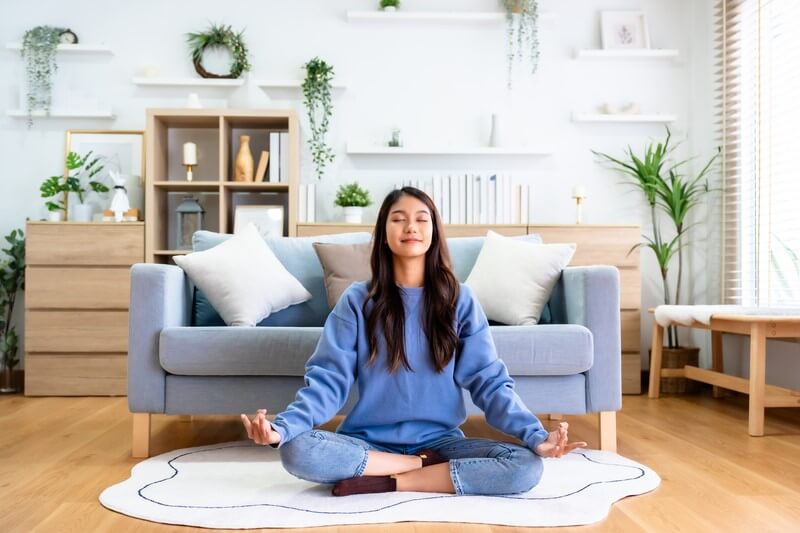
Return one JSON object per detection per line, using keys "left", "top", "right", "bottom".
{"left": 100, "top": 441, "right": 660, "bottom": 528}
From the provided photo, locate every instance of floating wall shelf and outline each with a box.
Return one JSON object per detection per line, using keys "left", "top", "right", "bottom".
{"left": 7, "top": 109, "right": 114, "bottom": 119}
{"left": 254, "top": 80, "right": 348, "bottom": 90}
{"left": 6, "top": 43, "right": 113, "bottom": 54}
{"left": 346, "top": 11, "right": 556, "bottom": 23}
{"left": 571, "top": 113, "right": 677, "bottom": 123}
{"left": 346, "top": 144, "right": 553, "bottom": 156}
{"left": 132, "top": 77, "right": 245, "bottom": 87}
{"left": 575, "top": 49, "right": 679, "bottom": 59}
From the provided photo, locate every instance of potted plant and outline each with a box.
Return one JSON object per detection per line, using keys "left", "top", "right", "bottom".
{"left": 593, "top": 128, "right": 719, "bottom": 393}
{"left": 502, "top": 0, "right": 540, "bottom": 89}
{"left": 40, "top": 151, "right": 108, "bottom": 222}
{"left": 0, "top": 229, "right": 25, "bottom": 394}
{"left": 380, "top": 0, "right": 400, "bottom": 11}
{"left": 334, "top": 182, "right": 372, "bottom": 223}
{"left": 21, "top": 25, "right": 68, "bottom": 126}
{"left": 302, "top": 57, "right": 335, "bottom": 180}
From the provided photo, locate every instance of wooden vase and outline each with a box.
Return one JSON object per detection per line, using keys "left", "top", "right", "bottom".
{"left": 234, "top": 135, "right": 254, "bottom": 182}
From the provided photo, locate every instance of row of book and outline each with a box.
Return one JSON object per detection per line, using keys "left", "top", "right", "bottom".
{"left": 395, "top": 174, "right": 531, "bottom": 225}
{"left": 297, "top": 182, "right": 317, "bottom": 222}
{"left": 265, "top": 131, "right": 290, "bottom": 183}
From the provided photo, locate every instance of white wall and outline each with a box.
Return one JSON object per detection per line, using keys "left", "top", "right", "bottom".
{"left": 2, "top": 0, "right": 734, "bottom": 375}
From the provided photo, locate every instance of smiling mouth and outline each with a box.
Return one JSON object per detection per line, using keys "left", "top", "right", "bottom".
{"left": 401, "top": 239, "right": 421, "bottom": 243}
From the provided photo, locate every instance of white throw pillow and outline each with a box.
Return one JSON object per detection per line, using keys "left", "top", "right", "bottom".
{"left": 173, "top": 223, "right": 312, "bottom": 327}
{"left": 465, "top": 230, "right": 576, "bottom": 325}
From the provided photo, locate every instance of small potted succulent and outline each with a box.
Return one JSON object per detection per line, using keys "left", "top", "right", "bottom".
{"left": 380, "top": 0, "right": 400, "bottom": 12}
{"left": 334, "top": 182, "right": 372, "bottom": 223}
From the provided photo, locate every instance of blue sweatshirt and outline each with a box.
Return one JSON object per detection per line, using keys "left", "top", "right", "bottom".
{"left": 270, "top": 281, "right": 550, "bottom": 451}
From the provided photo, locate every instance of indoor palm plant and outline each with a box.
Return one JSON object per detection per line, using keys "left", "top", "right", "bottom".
{"left": 594, "top": 129, "right": 718, "bottom": 391}
{"left": 334, "top": 182, "right": 372, "bottom": 223}
{"left": 21, "top": 25, "right": 67, "bottom": 126}
{"left": 502, "top": 0, "right": 540, "bottom": 89}
{"left": 40, "top": 151, "right": 108, "bottom": 221}
{"left": 0, "top": 229, "right": 25, "bottom": 394}
{"left": 302, "top": 57, "right": 336, "bottom": 180}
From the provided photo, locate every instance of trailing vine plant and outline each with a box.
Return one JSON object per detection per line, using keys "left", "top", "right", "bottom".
{"left": 21, "top": 25, "right": 67, "bottom": 126}
{"left": 502, "top": 0, "right": 540, "bottom": 89}
{"left": 301, "top": 57, "right": 335, "bottom": 180}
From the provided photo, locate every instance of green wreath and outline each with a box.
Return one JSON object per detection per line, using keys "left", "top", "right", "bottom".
{"left": 187, "top": 23, "right": 251, "bottom": 79}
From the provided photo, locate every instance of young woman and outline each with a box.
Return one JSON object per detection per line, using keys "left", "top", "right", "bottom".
{"left": 241, "top": 187, "right": 586, "bottom": 496}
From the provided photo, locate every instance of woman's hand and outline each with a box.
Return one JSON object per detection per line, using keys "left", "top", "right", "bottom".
{"left": 534, "top": 421, "right": 587, "bottom": 458}
{"left": 240, "top": 409, "right": 281, "bottom": 446}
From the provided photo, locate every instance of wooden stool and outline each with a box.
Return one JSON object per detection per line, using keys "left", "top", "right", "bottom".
{"left": 648, "top": 310, "right": 800, "bottom": 436}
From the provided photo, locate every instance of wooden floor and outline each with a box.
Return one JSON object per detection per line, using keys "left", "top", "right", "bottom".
{"left": 2, "top": 391, "right": 800, "bottom": 533}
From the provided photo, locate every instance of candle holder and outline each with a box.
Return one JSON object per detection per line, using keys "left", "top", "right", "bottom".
{"left": 571, "top": 186, "right": 587, "bottom": 224}
{"left": 184, "top": 164, "right": 195, "bottom": 182}
{"left": 183, "top": 142, "right": 198, "bottom": 182}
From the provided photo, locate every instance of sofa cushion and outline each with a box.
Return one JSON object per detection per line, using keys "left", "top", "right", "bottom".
{"left": 159, "top": 324, "right": 593, "bottom": 377}
{"left": 446, "top": 233, "right": 542, "bottom": 282}
{"left": 174, "top": 224, "right": 312, "bottom": 327}
{"left": 466, "top": 230, "right": 575, "bottom": 325}
{"left": 191, "top": 231, "right": 373, "bottom": 327}
{"left": 313, "top": 241, "right": 372, "bottom": 309}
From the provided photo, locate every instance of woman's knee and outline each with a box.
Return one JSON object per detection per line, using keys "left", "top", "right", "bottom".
{"left": 278, "top": 430, "right": 368, "bottom": 484}
{"left": 506, "top": 448, "right": 543, "bottom": 493}
{"left": 278, "top": 430, "right": 328, "bottom": 481}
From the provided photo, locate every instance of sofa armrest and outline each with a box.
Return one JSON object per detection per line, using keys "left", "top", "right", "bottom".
{"left": 128, "top": 263, "right": 191, "bottom": 413}
{"left": 558, "top": 266, "right": 622, "bottom": 413}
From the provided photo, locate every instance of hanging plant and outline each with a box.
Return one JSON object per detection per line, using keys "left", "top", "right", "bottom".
{"left": 302, "top": 57, "right": 335, "bottom": 180}
{"left": 502, "top": 0, "right": 540, "bottom": 89}
{"left": 187, "top": 23, "right": 251, "bottom": 79}
{"left": 21, "top": 25, "right": 67, "bottom": 126}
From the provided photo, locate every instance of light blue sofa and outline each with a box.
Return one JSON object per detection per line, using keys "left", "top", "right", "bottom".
{"left": 128, "top": 232, "right": 621, "bottom": 457}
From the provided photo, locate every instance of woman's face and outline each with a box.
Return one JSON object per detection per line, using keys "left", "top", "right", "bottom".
{"left": 385, "top": 194, "right": 433, "bottom": 259}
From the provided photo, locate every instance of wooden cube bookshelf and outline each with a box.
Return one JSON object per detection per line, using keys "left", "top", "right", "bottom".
{"left": 145, "top": 109, "right": 300, "bottom": 263}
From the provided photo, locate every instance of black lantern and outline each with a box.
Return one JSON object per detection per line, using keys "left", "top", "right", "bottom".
{"left": 176, "top": 195, "right": 204, "bottom": 250}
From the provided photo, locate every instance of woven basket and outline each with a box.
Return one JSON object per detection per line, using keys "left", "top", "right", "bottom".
{"left": 652, "top": 346, "right": 701, "bottom": 394}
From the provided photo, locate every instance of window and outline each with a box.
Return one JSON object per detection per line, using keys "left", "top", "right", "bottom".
{"left": 718, "top": 0, "right": 800, "bottom": 306}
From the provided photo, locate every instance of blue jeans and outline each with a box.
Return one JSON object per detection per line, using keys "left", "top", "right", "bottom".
{"left": 279, "top": 430, "right": 543, "bottom": 495}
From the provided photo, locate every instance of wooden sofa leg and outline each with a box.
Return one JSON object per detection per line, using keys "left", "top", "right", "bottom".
{"left": 132, "top": 413, "right": 151, "bottom": 458}
{"left": 599, "top": 411, "right": 617, "bottom": 452}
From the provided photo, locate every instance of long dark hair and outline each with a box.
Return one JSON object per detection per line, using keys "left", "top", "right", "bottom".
{"left": 363, "top": 187, "right": 460, "bottom": 373}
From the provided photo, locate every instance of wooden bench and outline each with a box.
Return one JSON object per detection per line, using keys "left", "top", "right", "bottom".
{"left": 648, "top": 309, "right": 800, "bottom": 436}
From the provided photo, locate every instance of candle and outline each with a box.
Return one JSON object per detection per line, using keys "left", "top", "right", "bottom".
{"left": 183, "top": 142, "right": 197, "bottom": 165}
{"left": 572, "top": 185, "right": 586, "bottom": 198}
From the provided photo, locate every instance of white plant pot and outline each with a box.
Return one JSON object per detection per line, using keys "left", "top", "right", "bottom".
{"left": 382, "top": 6, "right": 397, "bottom": 12}
{"left": 72, "top": 203, "right": 93, "bottom": 222}
{"left": 343, "top": 206, "right": 363, "bottom": 224}
{"left": 47, "top": 211, "right": 64, "bottom": 222}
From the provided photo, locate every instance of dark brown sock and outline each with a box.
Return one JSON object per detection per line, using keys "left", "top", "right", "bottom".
{"left": 416, "top": 448, "right": 448, "bottom": 467}
{"left": 332, "top": 475, "right": 397, "bottom": 496}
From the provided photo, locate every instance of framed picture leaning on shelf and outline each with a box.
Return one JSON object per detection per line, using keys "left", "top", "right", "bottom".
{"left": 600, "top": 11, "right": 650, "bottom": 50}
{"left": 233, "top": 205, "right": 284, "bottom": 239}
{"left": 66, "top": 129, "right": 145, "bottom": 219}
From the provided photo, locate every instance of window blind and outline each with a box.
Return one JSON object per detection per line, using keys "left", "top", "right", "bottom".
{"left": 718, "top": 0, "right": 800, "bottom": 306}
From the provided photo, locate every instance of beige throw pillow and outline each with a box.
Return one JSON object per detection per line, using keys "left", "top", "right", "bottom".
{"left": 313, "top": 241, "right": 373, "bottom": 309}
{"left": 465, "top": 230, "right": 576, "bottom": 325}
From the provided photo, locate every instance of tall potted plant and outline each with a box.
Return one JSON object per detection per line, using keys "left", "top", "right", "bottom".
{"left": 302, "top": 57, "right": 335, "bottom": 180}
{"left": 594, "top": 129, "right": 719, "bottom": 392}
{"left": 502, "top": 0, "right": 540, "bottom": 89}
{"left": 0, "top": 229, "right": 25, "bottom": 394}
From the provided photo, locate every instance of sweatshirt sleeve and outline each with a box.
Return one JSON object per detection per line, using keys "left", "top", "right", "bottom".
{"left": 454, "top": 285, "right": 550, "bottom": 451}
{"left": 270, "top": 294, "right": 359, "bottom": 447}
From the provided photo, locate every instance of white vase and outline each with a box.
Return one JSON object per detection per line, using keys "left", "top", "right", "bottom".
{"left": 72, "top": 203, "right": 93, "bottom": 222}
{"left": 47, "top": 211, "right": 64, "bottom": 222}
{"left": 343, "top": 206, "right": 363, "bottom": 224}
{"left": 489, "top": 112, "right": 508, "bottom": 147}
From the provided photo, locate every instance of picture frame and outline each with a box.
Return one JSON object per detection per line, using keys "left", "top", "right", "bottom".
{"left": 600, "top": 11, "right": 651, "bottom": 50}
{"left": 233, "top": 205, "right": 285, "bottom": 239}
{"left": 65, "top": 129, "right": 145, "bottom": 219}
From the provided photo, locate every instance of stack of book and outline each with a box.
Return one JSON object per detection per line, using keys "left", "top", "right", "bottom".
{"left": 297, "top": 182, "right": 317, "bottom": 222}
{"left": 266, "top": 131, "right": 290, "bottom": 183}
{"left": 395, "top": 174, "right": 531, "bottom": 225}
